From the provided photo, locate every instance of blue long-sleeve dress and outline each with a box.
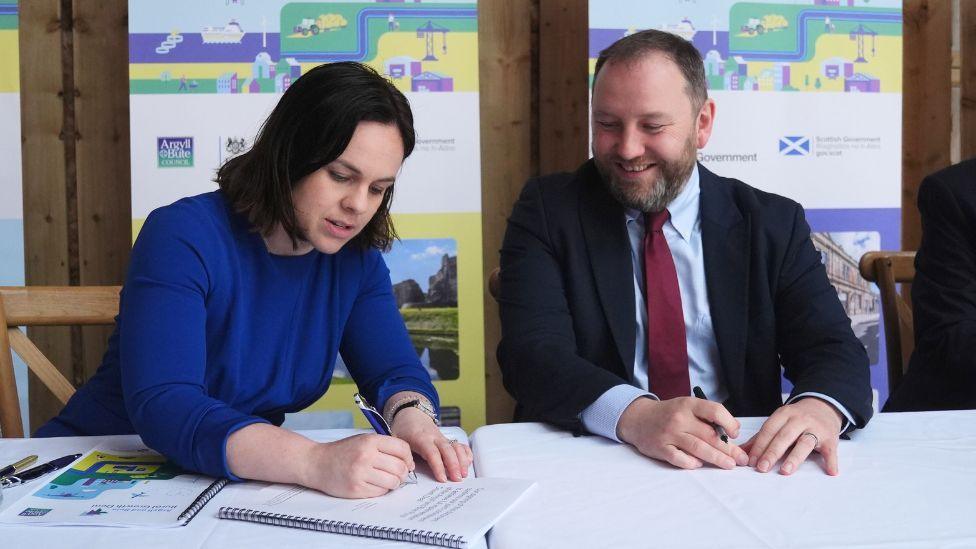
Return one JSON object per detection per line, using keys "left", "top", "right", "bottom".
{"left": 35, "top": 191, "right": 437, "bottom": 479}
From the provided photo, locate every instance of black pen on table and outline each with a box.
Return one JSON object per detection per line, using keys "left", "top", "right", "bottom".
{"left": 0, "top": 453, "right": 81, "bottom": 489}
{"left": 693, "top": 386, "right": 729, "bottom": 443}
{"left": 354, "top": 393, "right": 418, "bottom": 485}
{"left": 0, "top": 455, "right": 38, "bottom": 479}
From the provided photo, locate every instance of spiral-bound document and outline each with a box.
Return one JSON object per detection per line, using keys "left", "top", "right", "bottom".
{"left": 218, "top": 475, "right": 535, "bottom": 548}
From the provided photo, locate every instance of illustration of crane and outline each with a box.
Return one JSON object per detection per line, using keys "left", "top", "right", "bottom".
{"left": 417, "top": 20, "right": 449, "bottom": 61}
{"left": 849, "top": 23, "right": 877, "bottom": 63}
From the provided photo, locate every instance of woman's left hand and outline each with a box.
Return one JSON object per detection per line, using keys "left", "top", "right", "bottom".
{"left": 391, "top": 407, "right": 473, "bottom": 482}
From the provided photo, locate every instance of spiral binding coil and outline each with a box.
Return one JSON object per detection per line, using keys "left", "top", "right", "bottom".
{"left": 177, "top": 478, "right": 229, "bottom": 524}
{"left": 218, "top": 506, "right": 468, "bottom": 548}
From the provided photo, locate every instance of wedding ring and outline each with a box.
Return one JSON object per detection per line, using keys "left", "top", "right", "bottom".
{"left": 801, "top": 432, "right": 820, "bottom": 449}
{"left": 447, "top": 438, "right": 458, "bottom": 445}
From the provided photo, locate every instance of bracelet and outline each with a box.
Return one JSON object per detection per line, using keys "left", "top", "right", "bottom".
{"left": 385, "top": 394, "right": 438, "bottom": 427}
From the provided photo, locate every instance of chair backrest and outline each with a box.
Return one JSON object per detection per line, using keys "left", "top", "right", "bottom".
{"left": 488, "top": 267, "right": 501, "bottom": 302}
{"left": 857, "top": 252, "right": 915, "bottom": 396}
{"left": 0, "top": 286, "right": 120, "bottom": 438}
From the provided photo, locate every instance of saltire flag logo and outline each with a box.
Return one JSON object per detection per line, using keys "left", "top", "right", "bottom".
{"left": 779, "top": 136, "right": 810, "bottom": 156}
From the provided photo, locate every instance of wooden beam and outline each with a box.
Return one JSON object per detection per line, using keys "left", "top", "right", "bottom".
{"left": 538, "top": 0, "right": 588, "bottom": 174}
{"left": 902, "top": 0, "right": 952, "bottom": 252}
{"left": 72, "top": 0, "right": 130, "bottom": 382}
{"left": 962, "top": 0, "right": 976, "bottom": 159}
{"left": 479, "top": 0, "right": 535, "bottom": 424}
{"left": 19, "top": 0, "right": 73, "bottom": 431}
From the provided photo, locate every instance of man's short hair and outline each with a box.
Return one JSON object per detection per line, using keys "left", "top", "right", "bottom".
{"left": 593, "top": 29, "right": 708, "bottom": 112}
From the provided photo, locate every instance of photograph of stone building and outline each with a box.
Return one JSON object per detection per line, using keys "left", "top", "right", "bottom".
{"left": 811, "top": 232, "right": 880, "bottom": 363}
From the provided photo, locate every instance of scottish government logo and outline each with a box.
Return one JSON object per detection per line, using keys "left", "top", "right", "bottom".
{"left": 157, "top": 137, "right": 194, "bottom": 168}
{"left": 779, "top": 136, "right": 810, "bottom": 156}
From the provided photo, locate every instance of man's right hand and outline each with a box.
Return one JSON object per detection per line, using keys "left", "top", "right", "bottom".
{"left": 616, "top": 396, "right": 748, "bottom": 470}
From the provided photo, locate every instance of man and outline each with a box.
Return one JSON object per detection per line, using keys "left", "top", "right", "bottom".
{"left": 884, "top": 158, "right": 976, "bottom": 411}
{"left": 497, "top": 30, "right": 872, "bottom": 476}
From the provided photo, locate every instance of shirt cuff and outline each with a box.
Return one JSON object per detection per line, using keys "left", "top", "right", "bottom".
{"left": 787, "top": 392, "right": 855, "bottom": 433}
{"left": 580, "top": 384, "right": 657, "bottom": 442}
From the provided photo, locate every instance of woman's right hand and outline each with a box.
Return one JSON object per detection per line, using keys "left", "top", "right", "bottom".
{"left": 300, "top": 433, "right": 415, "bottom": 498}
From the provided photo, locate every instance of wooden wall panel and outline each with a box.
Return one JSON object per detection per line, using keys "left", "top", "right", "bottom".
{"left": 73, "top": 0, "right": 130, "bottom": 382}
{"left": 479, "top": 0, "right": 535, "bottom": 424}
{"left": 538, "top": 0, "right": 588, "bottom": 174}
{"left": 19, "top": 0, "right": 73, "bottom": 431}
{"left": 903, "top": 0, "right": 952, "bottom": 252}
{"left": 962, "top": 0, "right": 976, "bottom": 159}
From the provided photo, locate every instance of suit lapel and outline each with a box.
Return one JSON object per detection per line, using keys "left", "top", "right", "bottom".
{"left": 578, "top": 162, "right": 637, "bottom": 373}
{"left": 699, "top": 165, "right": 749, "bottom": 405}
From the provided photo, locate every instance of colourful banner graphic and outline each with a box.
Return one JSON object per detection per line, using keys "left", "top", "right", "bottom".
{"left": 129, "top": 0, "right": 484, "bottom": 431}
{"left": 0, "top": 0, "right": 27, "bottom": 435}
{"left": 590, "top": 0, "right": 901, "bottom": 407}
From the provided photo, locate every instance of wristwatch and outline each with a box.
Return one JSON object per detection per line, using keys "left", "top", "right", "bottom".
{"left": 387, "top": 396, "right": 439, "bottom": 427}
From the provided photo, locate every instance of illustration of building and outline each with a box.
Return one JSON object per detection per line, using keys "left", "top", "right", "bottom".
{"left": 252, "top": 52, "right": 273, "bottom": 79}
{"left": 723, "top": 56, "right": 748, "bottom": 90}
{"left": 276, "top": 58, "right": 301, "bottom": 79}
{"left": 774, "top": 62, "right": 791, "bottom": 89}
{"left": 274, "top": 72, "right": 292, "bottom": 92}
{"left": 845, "top": 72, "right": 880, "bottom": 92}
{"left": 242, "top": 77, "right": 260, "bottom": 93}
{"left": 384, "top": 56, "right": 422, "bottom": 79}
{"left": 822, "top": 57, "right": 854, "bottom": 80}
{"left": 216, "top": 72, "right": 238, "bottom": 93}
{"left": 411, "top": 71, "right": 454, "bottom": 92}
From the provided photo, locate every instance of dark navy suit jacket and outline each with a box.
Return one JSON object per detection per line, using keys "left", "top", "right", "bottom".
{"left": 497, "top": 160, "right": 873, "bottom": 433}
{"left": 885, "top": 158, "right": 976, "bottom": 411}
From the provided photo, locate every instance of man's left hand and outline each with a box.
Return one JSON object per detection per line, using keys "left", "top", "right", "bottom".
{"left": 741, "top": 398, "right": 843, "bottom": 476}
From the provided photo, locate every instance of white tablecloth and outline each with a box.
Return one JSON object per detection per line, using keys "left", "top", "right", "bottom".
{"left": 471, "top": 411, "right": 976, "bottom": 549}
{"left": 0, "top": 427, "right": 484, "bottom": 549}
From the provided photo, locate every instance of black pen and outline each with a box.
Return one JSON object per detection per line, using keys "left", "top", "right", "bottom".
{"left": 0, "top": 455, "right": 38, "bottom": 479}
{"left": 0, "top": 453, "right": 81, "bottom": 489}
{"left": 693, "top": 386, "right": 729, "bottom": 443}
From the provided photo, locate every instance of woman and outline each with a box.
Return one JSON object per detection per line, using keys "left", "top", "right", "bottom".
{"left": 36, "top": 62, "right": 473, "bottom": 498}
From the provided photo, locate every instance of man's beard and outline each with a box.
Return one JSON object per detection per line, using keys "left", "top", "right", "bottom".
{"left": 595, "top": 136, "right": 697, "bottom": 213}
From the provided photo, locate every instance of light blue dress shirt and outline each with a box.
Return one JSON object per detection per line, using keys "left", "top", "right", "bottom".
{"left": 580, "top": 165, "right": 854, "bottom": 441}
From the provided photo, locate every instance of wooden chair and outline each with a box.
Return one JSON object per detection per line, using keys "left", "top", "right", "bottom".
{"left": 488, "top": 267, "right": 501, "bottom": 302}
{"left": 858, "top": 252, "right": 916, "bottom": 396}
{"left": 0, "top": 286, "right": 120, "bottom": 437}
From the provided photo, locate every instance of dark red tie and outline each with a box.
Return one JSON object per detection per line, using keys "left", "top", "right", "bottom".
{"left": 643, "top": 210, "right": 690, "bottom": 400}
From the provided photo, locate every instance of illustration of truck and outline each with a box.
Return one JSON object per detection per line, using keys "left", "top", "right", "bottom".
{"left": 740, "top": 15, "right": 788, "bottom": 35}
{"left": 293, "top": 14, "right": 349, "bottom": 36}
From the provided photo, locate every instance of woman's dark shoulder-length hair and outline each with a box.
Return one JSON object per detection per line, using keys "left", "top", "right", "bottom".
{"left": 215, "top": 61, "right": 415, "bottom": 251}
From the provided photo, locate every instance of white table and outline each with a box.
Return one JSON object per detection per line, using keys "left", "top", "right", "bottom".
{"left": 472, "top": 411, "right": 976, "bottom": 549}
{"left": 0, "top": 427, "right": 484, "bottom": 549}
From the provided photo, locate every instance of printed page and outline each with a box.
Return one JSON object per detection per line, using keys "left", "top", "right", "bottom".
{"left": 0, "top": 445, "right": 223, "bottom": 528}
{"left": 225, "top": 473, "right": 535, "bottom": 541}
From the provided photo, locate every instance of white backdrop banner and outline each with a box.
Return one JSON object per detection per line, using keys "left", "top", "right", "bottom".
{"left": 128, "top": 1, "right": 485, "bottom": 431}
{"left": 1, "top": 0, "right": 27, "bottom": 434}
{"left": 590, "top": 0, "right": 902, "bottom": 407}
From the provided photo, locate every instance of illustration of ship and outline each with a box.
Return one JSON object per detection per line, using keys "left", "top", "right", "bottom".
{"left": 660, "top": 17, "right": 696, "bottom": 41}
{"left": 201, "top": 20, "right": 245, "bottom": 44}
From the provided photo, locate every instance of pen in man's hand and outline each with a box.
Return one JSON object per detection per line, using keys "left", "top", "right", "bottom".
{"left": 0, "top": 453, "right": 81, "bottom": 489}
{"left": 354, "top": 393, "right": 418, "bottom": 484}
{"left": 693, "top": 386, "right": 729, "bottom": 443}
{"left": 0, "top": 455, "right": 38, "bottom": 479}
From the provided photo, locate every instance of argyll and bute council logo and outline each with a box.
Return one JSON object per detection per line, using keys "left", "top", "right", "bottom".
{"left": 157, "top": 137, "right": 194, "bottom": 168}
